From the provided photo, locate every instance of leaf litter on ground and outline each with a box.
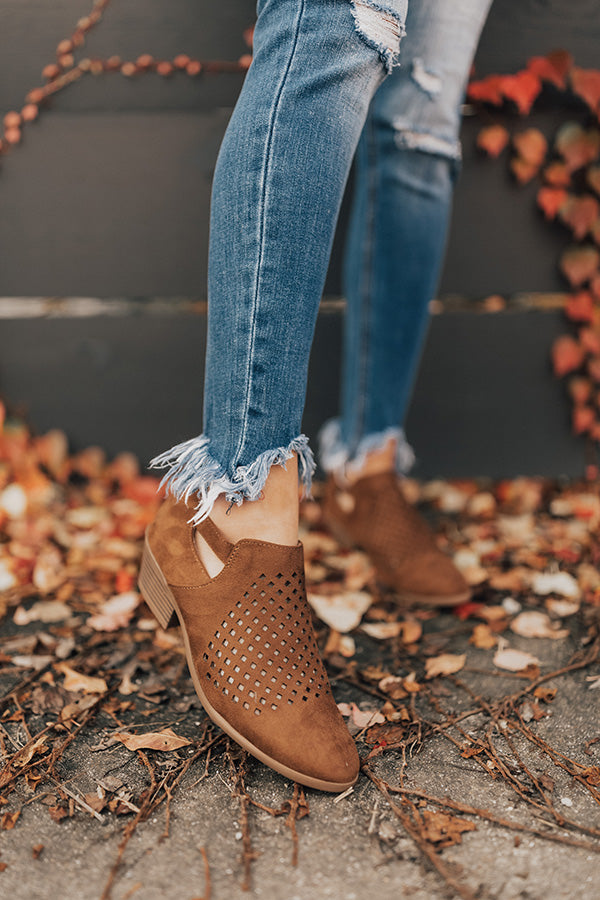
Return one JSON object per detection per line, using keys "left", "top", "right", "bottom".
{"left": 0, "top": 404, "right": 600, "bottom": 897}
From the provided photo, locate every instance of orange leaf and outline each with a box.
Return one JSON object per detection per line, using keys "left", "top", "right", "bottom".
{"left": 537, "top": 186, "right": 568, "bottom": 219}
{"left": 527, "top": 50, "right": 572, "bottom": 89}
{"left": 591, "top": 218, "right": 600, "bottom": 246}
{"left": 476, "top": 124, "right": 510, "bottom": 157}
{"left": 470, "top": 623, "right": 498, "bottom": 649}
{"left": 552, "top": 335, "right": 585, "bottom": 376}
{"left": 543, "top": 161, "right": 571, "bottom": 187}
{"left": 570, "top": 67, "right": 600, "bottom": 113}
{"left": 467, "top": 74, "right": 505, "bottom": 105}
{"left": 555, "top": 123, "right": 600, "bottom": 172}
{"left": 513, "top": 128, "right": 547, "bottom": 166}
{"left": 510, "top": 156, "right": 538, "bottom": 184}
{"left": 587, "top": 166, "right": 600, "bottom": 196}
{"left": 500, "top": 70, "right": 542, "bottom": 115}
{"left": 559, "top": 245, "right": 600, "bottom": 286}
{"left": 564, "top": 291, "right": 595, "bottom": 322}
{"left": 573, "top": 405, "right": 596, "bottom": 434}
{"left": 558, "top": 195, "right": 600, "bottom": 239}
{"left": 568, "top": 376, "right": 593, "bottom": 404}
{"left": 580, "top": 327, "right": 600, "bottom": 355}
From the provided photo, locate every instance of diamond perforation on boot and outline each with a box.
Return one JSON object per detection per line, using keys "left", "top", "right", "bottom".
{"left": 203, "top": 569, "right": 327, "bottom": 716}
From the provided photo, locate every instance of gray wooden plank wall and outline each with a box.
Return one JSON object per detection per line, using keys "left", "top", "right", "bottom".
{"left": 0, "top": 0, "right": 598, "bottom": 476}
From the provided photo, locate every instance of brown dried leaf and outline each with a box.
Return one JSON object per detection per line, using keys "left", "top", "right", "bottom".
{"left": 1, "top": 810, "right": 20, "bottom": 830}
{"left": 533, "top": 686, "right": 557, "bottom": 703}
{"left": 364, "top": 722, "right": 406, "bottom": 748}
{"left": 420, "top": 809, "right": 476, "bottom": 847}
{"left": 113, "top": 727, "right": 192, "bottom": 752}
{"left": 55, "top": 662, "right": 108, "bottom": 695}
{"left": 307, "top": 590, "right": 371, "bottom": 633}
{"left": 470, "top": 623, "right": 498, "bottom": 649}
{"left": 425, "top": 653, "right": 466, "bottom": 679}
{"left": 493, "top": 644, "right": 540, "bottom": 672}
{"left": 510, "top": 610, "right": 569, "bottom": 640}
{"left": 87, "top": 591, "right": 141, "bottom": 632}
{"left": 12, "top": 734, "right": 48, "bottom": 768}
{"left": 48, "top": 804, "right": 69, "bottom": 823}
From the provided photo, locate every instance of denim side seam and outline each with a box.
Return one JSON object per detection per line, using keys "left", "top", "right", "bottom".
{"left": 352, "top": 112, "right": 378, "bottom": 453}
{"left": 318, "top": 417, "right": 416, "bottom": 478}
{"left": 148, "top": 433, "right": 316, "bottom": 526}
{"left": 350, "top": 0, "right": 407, "bottom": 74}
{"left": 232, "top": 0, "right": 306, "bottom": 472}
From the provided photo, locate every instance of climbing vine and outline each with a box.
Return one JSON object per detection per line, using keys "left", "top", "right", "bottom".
{"left": 469, "top": 51, "right": 600, "bottom": 476}
{"left": 0, "top": 0, "right": 251, "bottom": 157}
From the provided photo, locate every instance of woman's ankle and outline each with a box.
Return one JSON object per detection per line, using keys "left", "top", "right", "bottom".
{"left": 339, "top": 436, "right": 398, "bottom": 486}
{"left": 193, "top": 453, "right": 300, "bottom": 576}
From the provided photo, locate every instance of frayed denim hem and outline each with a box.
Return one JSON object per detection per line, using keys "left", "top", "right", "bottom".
{"left": 317, "top": 417, "right": 415, "bottom": 479}
{"left": 148, "top": 433, "right": 316, "bottom": 526}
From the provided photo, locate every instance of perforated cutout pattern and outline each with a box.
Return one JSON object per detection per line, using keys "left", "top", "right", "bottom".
{"left": 202, "top": 568, "right": 330, "bottom": 717}
{"left": 337, "top": 475, "right": 436, "bottom": 567}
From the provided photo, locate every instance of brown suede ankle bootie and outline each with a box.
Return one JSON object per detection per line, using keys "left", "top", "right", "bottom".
{"left": 322, "top": 471, "right": 471, "bottom": 607}
{"left": 138, "top": 495, "right": 359, "bottom": 792}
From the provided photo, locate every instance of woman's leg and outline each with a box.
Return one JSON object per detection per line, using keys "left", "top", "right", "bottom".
{"left": 141, "top": 0, "right": 414, "bottom": 791}
{"left": 319, "top": 0, "right": 493, "bottom": 478}
{"left": 149, "top": 0, "right": 409, "bottom": 537}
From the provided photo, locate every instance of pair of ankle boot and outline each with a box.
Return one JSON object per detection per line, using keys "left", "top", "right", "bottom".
{"left": 138, "top": 470, "right": 470, "bottom": 792}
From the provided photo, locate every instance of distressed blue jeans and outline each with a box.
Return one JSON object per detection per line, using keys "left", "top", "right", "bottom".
{"left": 150, "top": 0, "right": 493, "bottom": 524}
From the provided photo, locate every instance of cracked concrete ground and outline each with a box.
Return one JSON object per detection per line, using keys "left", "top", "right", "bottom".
{"left": 1, "top": 619, "right": 599, "bottom": 900}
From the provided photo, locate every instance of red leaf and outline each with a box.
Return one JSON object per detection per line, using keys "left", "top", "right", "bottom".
{"left": 476, "top": 124, "right": 510, "bottom": 157}
{"left": 537, "top": 186, "right": 568, "bottom": 219}
{"left": 559, "top": 245, "right": 600, "bottom": 286}
{"left": 500, "top": 70, "right": 542, "bottom": 115}
{"left": 573, "top": 405, "right": 596, "bottom": 434}
{"left": 568, "top": 376, "right": 593, "bottom": 404}
{"left": 580, "top": 327, "right": 600, "bottom": 355}
{"left": 570, "top": 67, "right": 600, "bottom": 114}
{"left": 527, "top": 50, "right": 572, "bottom": 89}
{"left": 558, "top": 194, "right": 600, "bottom": 239}
{"left": 564, "top": 291, "right": 595, "bottom": 322}
{"left": 512, "top": 128, "right": 547, "bottom": 166}
{"left": 552, "top": 335, "right": 585, "bottom": 376}
{"left": 453, "top": 601, "right": 485, "bottom": 621}
{"left": 543, "top": 161, "right": 572, "bottom": 187}
{"left": 467, "top": 75, "right": 505, "bottom": 105}
{"left": 510, "top": 156, "right": 538, "bottom": 184}
{"left": 555, "top": 123, "right": 600, "bottom": 171}
{"left": 591, "top": 218, "right": 600, "bottom": 246}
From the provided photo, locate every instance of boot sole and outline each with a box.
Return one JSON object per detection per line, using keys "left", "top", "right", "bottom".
{"left": 138, "top": 531, "right": 358, "bottom": 793}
